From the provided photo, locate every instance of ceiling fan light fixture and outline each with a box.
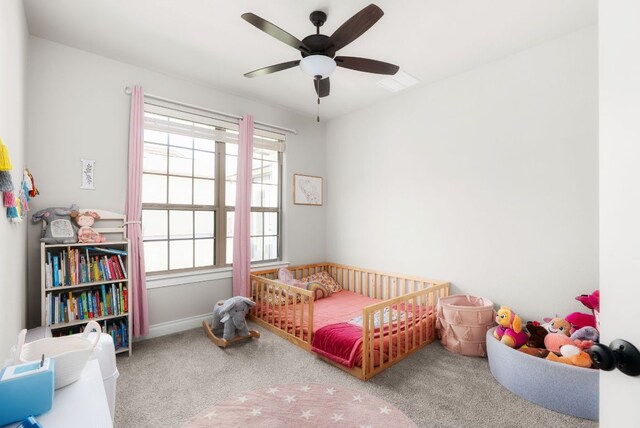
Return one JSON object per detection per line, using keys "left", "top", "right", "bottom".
{"left": 300, "top": 55, "right": 336, "bottom": 79}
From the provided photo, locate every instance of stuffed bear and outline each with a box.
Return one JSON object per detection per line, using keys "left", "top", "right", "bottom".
{"left": 32, "top": 204, "right": 79, "bottom": 244}
{"left": 525, "top": 321, "right": 548, "bottom": 348}
{"left": 72, "top": 211, "right": 106, "bottom": 243}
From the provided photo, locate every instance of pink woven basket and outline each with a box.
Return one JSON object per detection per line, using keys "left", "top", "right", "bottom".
{"left": 437, "top": 294, "right": 495, "bottom": 357}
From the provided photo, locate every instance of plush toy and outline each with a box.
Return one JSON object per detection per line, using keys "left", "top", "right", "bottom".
{"left": 525, "top": 321, "right": 548, "bottom": 348}
{"left": 571, "top": 326, "right": 599, "bottom": 342}
{"left": 546, "top": 344, "right": 593, "bottom": 368}
{"left": 565, "top": 312, "right": 597, "bottom": 334}
{"left": 211, "top": 296, "right": 256, "bottom": 341}
{"left": 541, "top": 317, "right": 571, "bottom": 337}
{"left": 72, "top": 211, "right": 106, "bottom": 243}
{"left": 576, "top": 290, "right": 600, "bottom": 330}
{"left": 544, "top": 332, "right": 593, "bottom": 353}
{"left": 32, "top": 204, "right": 79, "bottom": 244}
{"left": 493, "top": 306, "right": 529, "bottom": 348}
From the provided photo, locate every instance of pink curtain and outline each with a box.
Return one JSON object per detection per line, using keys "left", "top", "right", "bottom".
{"left": 233, "top": 114, "right": 254, "bottom": 296}
{"left": 125, "top": 85, "right": 149, "bottom": 337}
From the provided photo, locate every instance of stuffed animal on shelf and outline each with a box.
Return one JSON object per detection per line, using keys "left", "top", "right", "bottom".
{"left": 211, "top": 296, "right": 257, "bottom": 341}
{"left": 525, "top": 321, "right": 548, "bottom": 348}
{"left": 493, "top": 306, "right": 529, "bottom": 348}
{"left": 571, "top": 326, "right": 599, "bottom": 342}
{"left": 72, "top": 211, "right": 106, "bottom": 243}
{"left": 541, "top": 317, "right": 571, "bottom": 337}
{"left": 32, "top": 204, "right": 79, "bottom": 244}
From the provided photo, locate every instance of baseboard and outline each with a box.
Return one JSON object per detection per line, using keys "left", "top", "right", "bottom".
{"left": 135, "top": 313, "right": 211, "bottom": 342}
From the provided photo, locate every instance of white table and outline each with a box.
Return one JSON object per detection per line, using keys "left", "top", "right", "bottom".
{"left": 2, "top": 360, "right": 112, "bottom": 428}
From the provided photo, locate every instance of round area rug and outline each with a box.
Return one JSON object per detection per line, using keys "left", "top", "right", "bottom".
{"left": 182, "top": 383, "right": 417, "bottom": 428}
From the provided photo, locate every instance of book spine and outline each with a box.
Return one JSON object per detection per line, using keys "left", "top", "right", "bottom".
{"left": 123, "top": 286, "right": 128, "bottom": 312}
{"left": 119, "top": 283, "right": 124, "bottom": 316}
{"left": 92, "top": 291, "right": 99, "bottom": 318}
{"left": 53, "top": 256, "right": 59, "bottom": 287}
{"left": 117, "top": 255, "right": 127, "bottom": 278}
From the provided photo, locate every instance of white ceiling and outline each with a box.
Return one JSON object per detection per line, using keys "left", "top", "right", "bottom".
{"left": 23, "top": 0, "right": 597, "bottom": 121}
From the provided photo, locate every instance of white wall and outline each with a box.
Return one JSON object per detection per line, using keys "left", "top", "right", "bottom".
{"left": 599, "top": 1, "right": 640, "bottom": 425}
{"left": 26, "top": 37, "right": 326, "bottom": 331}
{"left": 326, "top": 27, "right": 598, "bottom": 322}
{"left": 0, "top": 1, "right": 29, "bottom": 361}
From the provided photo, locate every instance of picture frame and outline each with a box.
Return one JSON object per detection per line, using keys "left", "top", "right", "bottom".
{"left": 293, "top": 174, "right": 323, "bottom": 206}
{"left": 80, "top": 159, "right": 95, "bottom": 190}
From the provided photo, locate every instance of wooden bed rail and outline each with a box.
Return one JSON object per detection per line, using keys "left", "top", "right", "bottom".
{"left": 249, "top": 262, "right": 450, "bottom": 380}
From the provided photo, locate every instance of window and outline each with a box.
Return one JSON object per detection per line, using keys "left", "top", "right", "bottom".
{"left": 141, "top": 102, "right": 284, "bottom": 274}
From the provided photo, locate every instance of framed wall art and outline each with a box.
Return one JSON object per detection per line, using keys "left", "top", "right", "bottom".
{"left": 293, "top": 174, "right": 323, "bottom": 206}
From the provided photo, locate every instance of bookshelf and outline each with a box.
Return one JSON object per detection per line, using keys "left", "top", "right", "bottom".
{"left": 40, "top": 209, "right": 132, "bottom": 356}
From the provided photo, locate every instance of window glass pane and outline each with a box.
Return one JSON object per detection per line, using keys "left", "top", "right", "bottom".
{"left": 194, "top": 211, "right": 214, "bottom": 238}
{"left": 144, "top": 129, "right": 168, "bottom": 145}
{"left": 193, "top": 179, "right": 215, "bottom": 205}
{"left": 169, "top": 131, "right": 193, "bottom": 149}
{"left": 169, "top": 210, "right": 193, "bottom": 239}
{"left": 264, "top": 212, "right": 278, "bottom": 235}
{"left": 144, "top": 241, "right": 167, "bottom": 272}
{"left": 263, "top": 184, "right": 278, "bottom": 208}
{"left": 195, "top": 239, "right": 214, "bottom": 267}
{"left": 226, "top": 143, "right": 238, "bottom": 156}
{"left": 226, "top": 237, "right": 233, "bottom": 264}
{"left": 193, "top": 151, "right": 215, "bottom": 179}
{"left": 142, "top": 209, "right": 168, "bottom": 240}
{"left": 251, "top": 159, "right": 262, "bottom": 184}
{"left": 251, "top": 184, "right": 262, "bottom": 207}
{"left": 261, "top": 148, "right": 278, "bottom": 162}
{"left": 225, "top": 155, "right": 237, "bottom": 180}
{"left": 250, "top": 237, "right": 263, "bottom": 262}
{"left": 194, "top": 137, "right": 215, "bottom": 152}
{"left": 264, "top": 236, "right": 277, "bottom": 260}
{"left": 168, "top": 176, "right": 192, "bottom": 204}
{"left": 142, "top": 174, "right": 167, "bottom": 203}
{"left": 168, "top": 147, "right": 192, "bottom": 176}
{"left": 170, "top": 240, "right": 193, "bottom": 270}
{"left": 143, "top": 143, "right": 168, "bottom": 174}
{"left": 250, "top": 212, "right": 263, "bottom": 236}
{"left": 262, "top": 161, "right": 278, "bottom": 185}
{"left": 226, "top": 180, "right": 236, "bottom": 206}
{"left": 226, "top": 211, "right": 234, "bottom": 237}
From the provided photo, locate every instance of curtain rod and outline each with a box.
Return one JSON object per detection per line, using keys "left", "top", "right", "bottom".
{"left": 124, "top": 86, "right": 298, "bottom": 135}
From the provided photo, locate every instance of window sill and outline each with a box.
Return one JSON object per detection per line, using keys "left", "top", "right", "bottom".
{"left": 145, "top": 260, "right": 290, "bottom": 289}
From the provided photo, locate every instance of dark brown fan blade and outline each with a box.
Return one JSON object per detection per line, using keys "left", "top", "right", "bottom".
{"left": 335, "top": 56, "right": 399, "bottom": 75}
{"left": 314, "top": 78, "right": 330, "bottom": 98}
{"left": 241, "top": 13, "right": 309, "bottom": 54}
{"left": 328, "top": 4, "right": 384, "bottom": 52}
{"left": 244, "top": 60, "right": 301, "bottom": 78}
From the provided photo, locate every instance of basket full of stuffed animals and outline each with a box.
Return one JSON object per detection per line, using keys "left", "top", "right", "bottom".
{"left": 436, "top": 294, "right": 495, "bottom": 357}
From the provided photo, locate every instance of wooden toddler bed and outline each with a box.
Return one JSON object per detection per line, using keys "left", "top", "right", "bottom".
{"left": 249, "top": 263, "right": 450, "bottom": 380}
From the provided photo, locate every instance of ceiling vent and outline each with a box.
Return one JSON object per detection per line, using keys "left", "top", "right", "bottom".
{"left": 377, "top": 70, "right": 420, "bottom": 92}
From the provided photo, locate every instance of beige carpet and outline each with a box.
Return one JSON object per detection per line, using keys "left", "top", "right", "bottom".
{"left": 115, "top": 322, "right": 598, "bottom": 428}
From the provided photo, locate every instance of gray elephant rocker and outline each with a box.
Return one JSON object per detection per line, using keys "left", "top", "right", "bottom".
{"left": 202, "top": 296, "right": 259, "bottom": 347}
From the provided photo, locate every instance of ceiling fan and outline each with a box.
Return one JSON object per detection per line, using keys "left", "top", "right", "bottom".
{"left": 241, "top": 4, "right": 399, "bottom": 120}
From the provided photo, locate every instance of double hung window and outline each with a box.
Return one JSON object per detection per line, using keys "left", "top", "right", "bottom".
{"left": 141, "top": 102, "right": 283, "bottom": 274}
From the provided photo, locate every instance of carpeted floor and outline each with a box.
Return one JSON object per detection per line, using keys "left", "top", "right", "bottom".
{"left": 114, "top": 322, "right": 598, "bottom": 428}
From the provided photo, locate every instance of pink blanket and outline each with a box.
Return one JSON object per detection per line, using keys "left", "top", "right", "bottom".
{"left": 311, "top": 322, "right": 363, "bottom": 368}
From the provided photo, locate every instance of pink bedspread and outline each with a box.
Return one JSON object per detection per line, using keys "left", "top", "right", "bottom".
{"left": 311, "top": 322, "right": 363, "bottom": 368}
{"left": 311, "top": 291, "right": 379, "bottom": 331}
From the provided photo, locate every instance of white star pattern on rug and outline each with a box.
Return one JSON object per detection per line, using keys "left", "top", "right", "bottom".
{"left": 185, "top": 383, "right": 417, "bottom": 427}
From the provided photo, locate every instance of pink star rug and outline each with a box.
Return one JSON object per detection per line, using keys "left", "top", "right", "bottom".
{"left": 182, "top": 383, "right": 417, "bottom": 428}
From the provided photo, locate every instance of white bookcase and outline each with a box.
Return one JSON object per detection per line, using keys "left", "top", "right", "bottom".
{"left": 39, "top": 209, "right": 132, "bottom": 356}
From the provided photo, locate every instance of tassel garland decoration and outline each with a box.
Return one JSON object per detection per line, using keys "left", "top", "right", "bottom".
{"left": 0, "top": 138, "right": 12, "bottom": 171}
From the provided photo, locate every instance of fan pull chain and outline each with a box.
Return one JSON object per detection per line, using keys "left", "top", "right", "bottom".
{"left": 317, "top": 97, "right": 320, "bottom": 122}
